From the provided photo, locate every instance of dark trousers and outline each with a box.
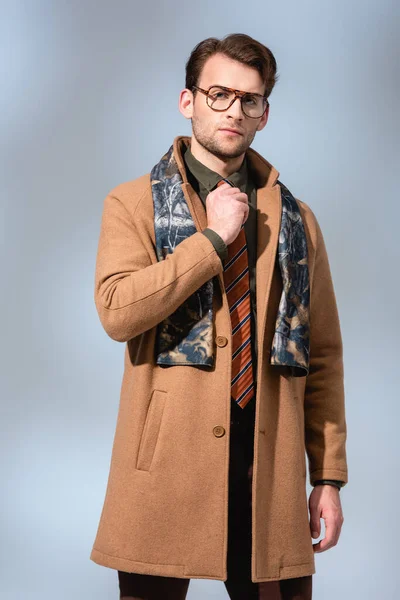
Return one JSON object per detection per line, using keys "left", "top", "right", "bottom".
{"left": 118, "top": 398, "right": 312, "bottom": 599}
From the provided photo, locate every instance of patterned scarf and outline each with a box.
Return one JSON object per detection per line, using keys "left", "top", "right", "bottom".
{"left": 150, "top": 143, "right": 310, "bottom": 377}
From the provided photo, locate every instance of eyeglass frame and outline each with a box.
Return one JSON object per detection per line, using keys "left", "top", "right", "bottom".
{"left": 191, "top": 84, "right": 269, "bottom": 119}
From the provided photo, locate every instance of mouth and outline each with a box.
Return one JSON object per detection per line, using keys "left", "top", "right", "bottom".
{"left": 219, "top": 128, "right": 243, "bottom": 136}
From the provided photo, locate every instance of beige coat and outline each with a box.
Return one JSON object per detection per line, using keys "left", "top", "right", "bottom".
{"left": 90, "top": 135, "right": 348, "bottom": 582}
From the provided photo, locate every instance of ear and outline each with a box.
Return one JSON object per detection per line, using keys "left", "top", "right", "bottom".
{"left": 256, "top": 104, "right": 269, "bottom": 132}
{"left": 178, "top": 89, "right": 194, "bottom": 120}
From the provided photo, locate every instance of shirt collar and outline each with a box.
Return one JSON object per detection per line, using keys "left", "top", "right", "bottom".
{"left": 183, "top": 145, "right": 248, "bottom": 193}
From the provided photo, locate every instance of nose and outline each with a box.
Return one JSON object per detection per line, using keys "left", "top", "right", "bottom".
{"left": 225, "top": 96, "right": 244, "bottom": 120}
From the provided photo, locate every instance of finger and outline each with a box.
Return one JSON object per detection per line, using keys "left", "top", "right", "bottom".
{"left": 216, "top": 180, "right": 242, "bottom": 193}
{"left": 236, "top": 192, "right": 249, "bottom": 203}
{"left": 215, "top": 184, "right": 242, "bottom": 197}
{"left": 313, "top": 514, "right": 340, "bottom": 553}
{"left": 309, "top": 507, "right": 321, "bottom": 539}
{"left": 215, "top": 180, "right": 246, "bottom": 196}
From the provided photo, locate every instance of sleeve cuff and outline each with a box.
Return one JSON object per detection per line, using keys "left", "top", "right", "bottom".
{"left": 309, "top": 469, "right": 348, "bottom": 487}
{"left": 201, "top": 228, "right": 228, "bottom": 261}
{"left": 313, "top": 479, "right": 344, "bottom": 490}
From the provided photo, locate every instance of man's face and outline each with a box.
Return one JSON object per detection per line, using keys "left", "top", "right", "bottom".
{"left": 187, "top": 53, "right": 269, "bottom": 160}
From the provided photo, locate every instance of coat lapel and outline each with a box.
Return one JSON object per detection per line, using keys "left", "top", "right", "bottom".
{"left": 254, "top": 184, "right": 281, "bottom": 364}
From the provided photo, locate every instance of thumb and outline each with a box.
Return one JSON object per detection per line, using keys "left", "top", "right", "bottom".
{"left": 310, "top": 517, "right": 321, "bottom": 539}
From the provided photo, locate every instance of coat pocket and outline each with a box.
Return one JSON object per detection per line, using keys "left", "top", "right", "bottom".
{"left": 136, "top": 389, "right": 167, "bottom": 471}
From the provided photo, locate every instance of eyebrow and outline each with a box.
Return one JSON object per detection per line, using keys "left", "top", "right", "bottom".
{"left": 209, "top": 84, "right": 263, "bottom": 96}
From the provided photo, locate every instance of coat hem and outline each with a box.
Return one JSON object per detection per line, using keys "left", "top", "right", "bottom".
{"left": 90, "top": 547, "right": 225, "bottom": 581}
{"left": 90, "top": 548, "right": 315, "bottom": 582}
{"left": 253, "top": 561, "right": 316, "bottom": 582}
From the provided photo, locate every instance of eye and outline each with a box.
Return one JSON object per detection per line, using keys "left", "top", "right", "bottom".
{"left": 211, "top": 91, "right": 229, "bottom": 100}
{"left": 243, "top": 95, "right": 257, "bottom": 105}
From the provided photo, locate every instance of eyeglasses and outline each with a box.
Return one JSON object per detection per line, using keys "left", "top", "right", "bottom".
{"left": 192, "top": 84, "right": 269, "bottom": 119}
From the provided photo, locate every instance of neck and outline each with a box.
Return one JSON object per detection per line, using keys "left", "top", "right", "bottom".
{"left": 190, "top": 136, "right": 245, "bottom": 177}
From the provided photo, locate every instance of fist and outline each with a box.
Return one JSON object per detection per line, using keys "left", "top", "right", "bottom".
{"left": 205, "top": 181, "right": 249, "bottom": 245}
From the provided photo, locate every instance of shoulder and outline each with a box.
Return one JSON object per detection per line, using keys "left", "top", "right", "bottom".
{"left": 295, "top": 197, "right": 326, "bottom": 252}
{"left": 277, "top": 180, "right": 325, "bottom": 260}
{"left": 296, "top": 197, "right": 318, "bottom": 231}
{"left": 107, "top": 173, "right": 152, "bottom": 217}
{"left": 277, "top": 180, "right": 320, "bottom": 241}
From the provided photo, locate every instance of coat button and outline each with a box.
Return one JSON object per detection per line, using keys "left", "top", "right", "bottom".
{"left": 213, "top": 425, "right": 226, "bottom": 437}
{"left": 216, "top": 336, "right": 228, "bottom": 347}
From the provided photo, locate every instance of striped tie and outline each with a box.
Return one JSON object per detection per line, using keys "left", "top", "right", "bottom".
{"left": 217, "top": 180, "right": 254, "bottom": 409}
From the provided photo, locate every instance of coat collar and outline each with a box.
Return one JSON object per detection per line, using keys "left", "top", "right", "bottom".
{"left": 174, "top": 135, "right": 282, "bottom": 366}
{"left": 174, "top": 135, "right": 280, "bottom": 189}
{"left": 183, "top": 143, "right": 249, "bottom": 194}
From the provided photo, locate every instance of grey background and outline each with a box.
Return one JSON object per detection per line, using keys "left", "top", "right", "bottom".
{"left": 1, "top": 0, "right": 398, "bottom": 598}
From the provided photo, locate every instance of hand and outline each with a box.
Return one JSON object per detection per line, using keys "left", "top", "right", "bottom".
{"left": 309, "top": 485, "right": 344, "bottom": 553}
{"left": 205, "top": 182, "right": 249, "bottom": 245}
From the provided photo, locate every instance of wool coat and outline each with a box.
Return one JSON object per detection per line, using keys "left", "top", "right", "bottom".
{"left": 90, "top": 135, "right": 348, "bottom": 583}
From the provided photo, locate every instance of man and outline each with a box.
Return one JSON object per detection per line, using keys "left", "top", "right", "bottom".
{"left": 90, "top": 33, "right": 348, "bottom": 599}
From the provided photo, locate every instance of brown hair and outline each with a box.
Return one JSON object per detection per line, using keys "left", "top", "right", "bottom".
{"left": 185, "top": 33, "right": 279, "bottom": 99}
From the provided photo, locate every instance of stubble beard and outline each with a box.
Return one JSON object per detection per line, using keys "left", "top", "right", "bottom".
{"left": 191, "top": 115, "right": 257, "bottom": 160}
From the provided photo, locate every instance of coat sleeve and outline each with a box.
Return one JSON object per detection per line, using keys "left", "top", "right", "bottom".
{"left": 302, "top": 206, "right": 349, "bottom": 488}
{"left": 94, "top": 193, "right": 223, "bottom": 342}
